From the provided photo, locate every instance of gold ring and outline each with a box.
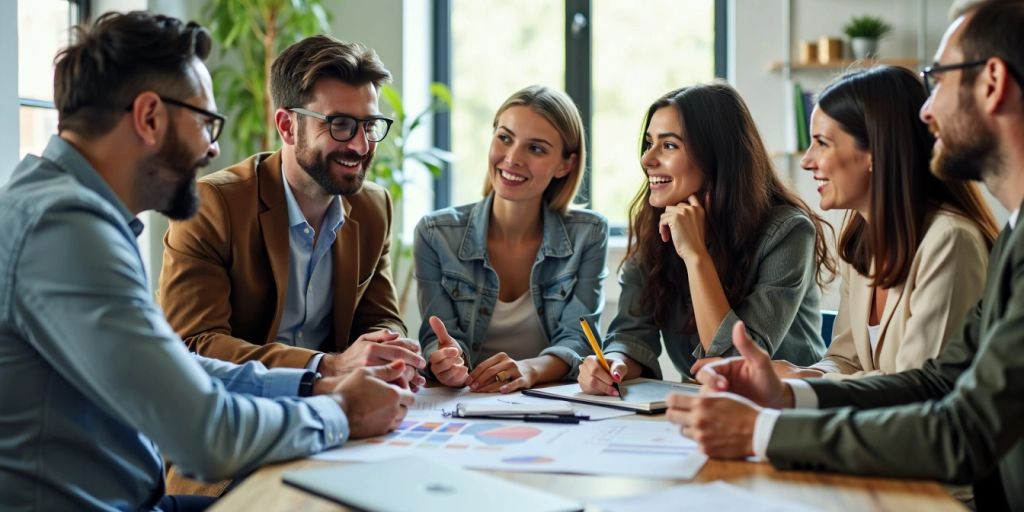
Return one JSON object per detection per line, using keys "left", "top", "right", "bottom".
{"left": 495, "top": 370, "right": 509, "bottom": 383}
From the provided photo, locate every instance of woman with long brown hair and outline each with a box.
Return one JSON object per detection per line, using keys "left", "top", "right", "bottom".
{"left": 578, "top": 81, "right": 834, "bottom": 393}
{"left": 771, "top": 66, "right": 997, "bottom": 380}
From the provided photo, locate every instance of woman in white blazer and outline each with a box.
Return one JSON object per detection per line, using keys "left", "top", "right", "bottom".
{"left": 772, "top": 66, "right": 999, "bottom": 380}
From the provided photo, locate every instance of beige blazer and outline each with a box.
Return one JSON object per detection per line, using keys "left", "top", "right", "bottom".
{"left": 810, "top": 210, "right": 989, "bottom": 379}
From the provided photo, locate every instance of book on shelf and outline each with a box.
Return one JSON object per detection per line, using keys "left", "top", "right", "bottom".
{"left": 793, "top": 81, "right": 813, "bottom": 151}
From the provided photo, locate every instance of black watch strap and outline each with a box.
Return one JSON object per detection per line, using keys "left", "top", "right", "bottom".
{"left": 298, "top": 371, "right": 321, "bottom": 397}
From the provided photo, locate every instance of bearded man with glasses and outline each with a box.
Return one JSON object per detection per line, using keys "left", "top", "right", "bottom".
{"left": 0, "top": 13, "right": 415, "bottom": 511}
{"left": 159, "top": 34, "right": 426, "bottom": 409}
{"left": 664, "top": 1, "right": 1024, "bottom": 509}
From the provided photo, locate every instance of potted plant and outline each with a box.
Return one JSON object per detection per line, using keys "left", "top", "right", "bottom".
{"left": 843, "top": 15, "right": 892, "bottom": 60}
{"left": 203, "top": 0, "right": 331, "bottom": 159}
{"left": 371, "top": 83, "right": 454, "bottom": 313}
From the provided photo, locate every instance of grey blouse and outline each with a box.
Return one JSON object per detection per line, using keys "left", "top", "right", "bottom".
{"left": 604, "top": 205, "right": 826, "bottom": 379}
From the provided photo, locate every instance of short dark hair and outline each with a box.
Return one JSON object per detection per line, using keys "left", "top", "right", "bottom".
{"left": 269, "top": 35, "right": 392, "bottom": 110}
{"left": 818, "top": 66, "right": 998, "bottom": 288}
{"left": 54, "top": 11, "right": 212, "bottom": 137}
{"left": 959, "top": 0, "right": 1024, "bottom": 94}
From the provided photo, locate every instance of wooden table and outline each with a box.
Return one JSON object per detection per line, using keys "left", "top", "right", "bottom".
{"left": 211, "top": 447, "right": 965, "bottom": 511}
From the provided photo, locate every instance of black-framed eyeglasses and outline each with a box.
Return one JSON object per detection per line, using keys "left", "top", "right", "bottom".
{"left": 920, "top": 60, "right": 988, "bottom": 95}
{"left": 124, "top": 96, "right": 226, "bottom": 143}
{"left": 161, "top": 97, "right": 225, "bottom": 143}
{"left": 288, "top": 107, "right": 394, "bottom": 143}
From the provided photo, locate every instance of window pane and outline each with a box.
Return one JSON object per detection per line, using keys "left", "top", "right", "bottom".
{"left": 450, "top": 0, "right": 564, "bottom": 207}
{"left": 591, "top": 0, "right": 715, "bottom": 227}
{"left": 18, "top": 0, "right": 74, "bottom": 102}
{"left": 20, "top": 106, "right": 59, "bottom": 158}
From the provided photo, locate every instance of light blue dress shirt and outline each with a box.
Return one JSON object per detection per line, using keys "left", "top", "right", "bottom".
{"left": 274, "top": 167, "right": 344, "bottom": 371}
{"left": 0, "top": 136, "right": 349, "bottom": 511}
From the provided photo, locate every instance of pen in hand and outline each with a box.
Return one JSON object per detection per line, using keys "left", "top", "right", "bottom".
{"left": 579, "top": 317, "right": 624, "bottom": 400}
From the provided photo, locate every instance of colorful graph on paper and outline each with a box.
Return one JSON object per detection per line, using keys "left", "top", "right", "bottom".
{"left": 315, "top": 415, "right": 707, "bottom": 479}
{"left": 366, "top": 421, "right": 543, "bottom": 450}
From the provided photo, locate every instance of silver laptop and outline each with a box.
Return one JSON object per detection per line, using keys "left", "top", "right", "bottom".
{"left": 282, "top": 455, "right": 583, "bottom": 512}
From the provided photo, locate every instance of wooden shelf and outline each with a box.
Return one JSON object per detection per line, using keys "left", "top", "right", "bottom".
{"left": 769, "top": 57, "right": 920, "bottom": 72}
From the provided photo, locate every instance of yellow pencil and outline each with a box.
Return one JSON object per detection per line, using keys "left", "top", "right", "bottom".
{"left": 579, "top": 317, "right": 623, "bottom": 399}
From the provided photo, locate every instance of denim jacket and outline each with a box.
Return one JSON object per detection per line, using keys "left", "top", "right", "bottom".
{"left": 414, "top": 193, "right": 609, "bottom": 378}
{"left": 604, "top": 205, "right": 825, "bottom": 379}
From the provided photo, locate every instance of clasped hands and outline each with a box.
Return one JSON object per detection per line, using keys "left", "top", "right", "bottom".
{"left": 426, "top": 316, "right": 536, "bottom": 393}
{"left": 317, "top": 329, "right": 427, "bottom": 391}
{"left": 665, "top": 321, "right": 797, "bottom": 459}
{"left": 311, "top": 329, "right": 428, "bottom": 439}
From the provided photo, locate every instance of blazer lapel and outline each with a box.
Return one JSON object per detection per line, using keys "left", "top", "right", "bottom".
{"left": 875, "top": 282, "right": 906, "bottom": 365}
{"left": 257, "top": 153, "right": 290, "bottom": 340}
{"left": 983, "top": 222, "right": 1024, "bottom": 329}
{"left": 332, "top": 197, "right": 358, "bottom": 349}
{"left": 850, "top": 270, "right": 875, "bottom": 370}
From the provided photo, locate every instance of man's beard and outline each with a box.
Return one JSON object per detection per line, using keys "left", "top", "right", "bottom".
{"left": 931, "top": 87, "right": 999, "bottom": 182}
{"left": 142, "top": 121, "right": 208, "bottom": 220}
{"left": 294, "top": 129, "right": 374, "bottom": 196}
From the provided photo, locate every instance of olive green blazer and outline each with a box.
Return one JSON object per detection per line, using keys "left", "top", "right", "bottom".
{"left": 768, "top": 212, "right": 1024, "bottom": 511}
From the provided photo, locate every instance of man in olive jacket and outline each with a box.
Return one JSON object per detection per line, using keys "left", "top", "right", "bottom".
{"left": 667, "top": 1, "right": 1024, "bottom": 509}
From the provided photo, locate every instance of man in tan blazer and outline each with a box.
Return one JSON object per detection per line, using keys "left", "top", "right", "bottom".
{"left": 159, "top": 35, "right": 425, "bottom": 387}
{"left": 667, "top": 2, "right": 1024, "bottom": 509}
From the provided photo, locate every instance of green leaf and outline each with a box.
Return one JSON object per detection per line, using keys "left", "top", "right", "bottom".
{"left": 429, "top": 82, "right": 453, "bottom": 107}
{"left": 380, "top": 85, "right": 405, "bottom": 124}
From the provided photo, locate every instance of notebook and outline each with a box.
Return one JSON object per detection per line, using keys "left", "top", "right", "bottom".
{"left": 282, "top": 456, "right": 583, "bottom": 512}
{"left": 522, "top": 378, "right": 700, "bottom": 414}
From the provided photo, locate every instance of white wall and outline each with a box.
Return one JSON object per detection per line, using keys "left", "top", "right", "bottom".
{"left": 1, "top": 2, "right": 19, "bottom": 184}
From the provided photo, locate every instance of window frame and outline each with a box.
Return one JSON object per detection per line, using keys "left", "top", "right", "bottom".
{"left": 431, "top": 0, "right": 727, "bottom": 226}
{"left": 18, "top": 1, "right": 88, "bottom": 115}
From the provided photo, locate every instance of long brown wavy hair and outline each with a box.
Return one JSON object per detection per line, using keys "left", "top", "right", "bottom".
{"left": 624, "top": 81, "right": 836, "bottom": 332}
{"left": 818, "top": 66, "right": 998, "bottom": 287}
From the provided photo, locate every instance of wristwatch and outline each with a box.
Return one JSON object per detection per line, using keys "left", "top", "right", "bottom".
{"left": 298, "top": 371, "right": 322, "bottom": 397}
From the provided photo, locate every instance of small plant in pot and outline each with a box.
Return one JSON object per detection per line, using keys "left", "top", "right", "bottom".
{"left": 843, "top": 15, "right": 891, "bottom": 60}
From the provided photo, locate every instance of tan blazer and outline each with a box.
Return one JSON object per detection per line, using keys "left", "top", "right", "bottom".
{"left": 810, "top": 210, "right": 989, "bottom": 379}
{"left": 158, "top": 151, "right": 405, "bottom": 369}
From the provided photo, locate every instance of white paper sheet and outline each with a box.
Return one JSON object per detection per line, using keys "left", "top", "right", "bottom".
{"left": 589, "top": 481, "right": 819, "bottom": 512}
{"left": 411, "top": 387, "right": 635, "bottom": 420}
{"left": 314, "top": 411, "right": 706, "bottom": 480}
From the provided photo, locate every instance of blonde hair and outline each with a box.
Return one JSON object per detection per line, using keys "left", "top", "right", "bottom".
{"left": 482, "top": 85, "right": 585, "bottom": 214}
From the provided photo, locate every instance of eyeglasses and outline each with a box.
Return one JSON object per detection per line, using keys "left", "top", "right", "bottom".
{"left": 288, "top": 107, "right": 394, "bottom": 143}
{"left": 160, "top": 97, "right": 225, "bottom": 143}
{"left": 920, "top": 60, "right": 988, "bottom": 95}
{"left": 124, "top": 96, "right": 226, "bottom": 143}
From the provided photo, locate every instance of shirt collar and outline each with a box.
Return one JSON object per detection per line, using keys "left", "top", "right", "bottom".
{"left": 280, "top": 165, "right": 344, "bottom": 232}
{"left": 43, "top": 135, "right": 144, "bottom": 236}
{"left": 1009, "top": 208, "right": 1020, "bottom": 230}
{"left": 457, "top": 192, "right": 573, "bottom": 261}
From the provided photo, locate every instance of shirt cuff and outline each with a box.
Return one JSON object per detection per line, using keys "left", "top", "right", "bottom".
{"left": 784, "top": 378, "right": 819, "bottom": 408}
{"left": 304, "top": 395, "right": 350, "bottom": 448}
{"left": 306, "top": 353, "right": 325, "bottom": 372}
{"left": 752, "top": 408, "right": 781, "bottom": 460}
{"left": 261, "top": 368, "right": 307, "bottom": 398}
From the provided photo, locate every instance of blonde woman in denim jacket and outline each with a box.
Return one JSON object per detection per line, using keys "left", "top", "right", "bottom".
{"left": 414, "top": 85, "right": 609, "bottom": 393}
